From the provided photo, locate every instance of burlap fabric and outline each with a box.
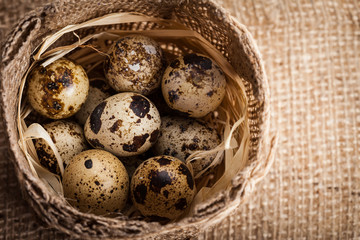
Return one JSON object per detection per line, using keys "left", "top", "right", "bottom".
{"left": 0, "top": 0, "right": 359, "bottom": 239}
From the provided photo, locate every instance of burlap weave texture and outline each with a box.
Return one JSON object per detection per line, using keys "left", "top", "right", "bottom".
{"left": 1, "top": 0, "right": 359, "bottom": 239}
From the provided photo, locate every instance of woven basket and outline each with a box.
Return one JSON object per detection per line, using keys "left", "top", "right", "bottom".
{"left": 0, "top": 0, "right": 275, "bottom": 238}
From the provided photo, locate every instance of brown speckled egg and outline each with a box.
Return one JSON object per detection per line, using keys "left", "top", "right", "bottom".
{"left": 35, "top": 120, "right": 88, "bottom": 175}
{"left": 84, "top": 92, "right": 161, "bottom": 157}
{"left": 153, "top": 116, "right": 221, "bottom": 176}
{"left": 104, "top": 35, "right": 164, "bottom": 95}
{"left": 131, "top": 155, "right": 195, "bottom": 221}
{"left": 63, "top": 149, "right": 129, "bottom": 215}
{"left": 75, "top": 79, "right": 115, "bottom": 125}
{"left": 27, "top": 59, "right": 89, "bottom": 119}
{"left": 162, "top": 53, "right": 226, "bottom": 118}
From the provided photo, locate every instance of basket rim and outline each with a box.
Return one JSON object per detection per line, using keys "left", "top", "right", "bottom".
{"left": 0, "top": 0, "right": 273, "bottom": 238}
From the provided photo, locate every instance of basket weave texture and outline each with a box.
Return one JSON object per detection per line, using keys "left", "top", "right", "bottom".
{"left": 0, "top": 0, "right": 272, "bottom": 239}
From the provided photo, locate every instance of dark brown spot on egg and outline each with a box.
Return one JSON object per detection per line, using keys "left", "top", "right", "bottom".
{"left": 156, "top": 157, "right": 172, "bottom": 166}
{"left": 94, "top": 180, "right": 100, "bottom": 186}
{"left": 192, "top": 136, "right": 200, "bottom": 143}
{"left": 146, "top": 114, "right": 152, "bottom": 120}
{"left": 123, "top": 134, "right": 149, "bottom": 152}
{"left": 36, "top": 145, "right": 58, "bottom": 174}
{"left": 189, "top": 143, "right": 199, "bottom": 150}
{"left": 87, "top": 138, "right": 105, "bottom": 148}
{"left": 168, "top": 90, "right": 179, "bottom": 103}
{"left": 183, "top": 53, "right": 212, "bottom": 70}
{"left": 109, "top": 119, "right": 123, "bottom": 133}
{"left": 90, "top": 101, "right": 106, "bottom": 134}
{"left": 150, "top": 129, "right": 159, "bottom": 143}
{"left": 133, "top": 184, "right": 147, "bottom": 204}
{"left": 136, "top": 119, "right": 141, "bottom": 123}
{"left": 68, "top": 106, "right": 74, "bottom": 111}
{"left": 69, "top": 130, "right": 81, "bottom": 138}
{"left": 56, "top": 67, "right": 73, "bottom": 87}
{"left": 41, "top": 95, "right": 65, "bottom": 116}
{"left": 207, "top": 90, "right": 214, "bottom": 97}
{"left": 149, "top": 170, "right": 173, "bottom": 193}
{"left": 169, "top": 71, "right": 180, "bottom": 78}
{"left": 52, "top": 101, "right": 62, "bottom": 110}
{"left": 129, "top": 95, "right": 150, "bottom": 118}
{"left": 46, "top": 81, "right": 59, "bottom": 91}
{"left": 84, "top": 159, "right": 93, "bottom": 169}
{"left": 178, "top": 164, "right": 194, "bottom": 190}
{"left": 181, "top": 143, "right": 199, "bottom": 151}
{"left": 188, "top": 72, "right": 204, "bottom": 88}
{"left": 179, "top": 124, "right": 187, "bottom": 133}
{"left": 202, "top": 145, "right": 210, "bottom": 150}
{"left": 174, "top": 198, "right": 187, "bottom": 210}
{"left": 165, "top": 121, "right": 173, "bottom": 127}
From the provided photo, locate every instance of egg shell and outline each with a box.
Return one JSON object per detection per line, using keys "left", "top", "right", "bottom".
{"left": 162, "top": 53, "right": 226, "bottom": 118}
{"left": 62, "top": 149, "right": 129, "bottom": 215}
{"left": 35, "top": 120, "right": 88, "bottom": 175}
{"left": 75, "top": 79, "right": 115, "bottom": 125}
{"left": 27, "top": 59, "right": 89, "bottom": 119}
{"left": 153, "top": 116, "right": 221, "bottom": 176}
{"left": 84, "top": 92, "right": 161, "bottom": 157}
{"left": 130, "top": 155, "right": 195, "bottom": 221}
{"left": 104, "top": 35, "right": 164, "bottom": 95}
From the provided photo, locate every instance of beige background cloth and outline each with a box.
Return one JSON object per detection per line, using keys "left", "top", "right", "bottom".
{"left": 1, "top": 0, "right": 359, "bottom": 239}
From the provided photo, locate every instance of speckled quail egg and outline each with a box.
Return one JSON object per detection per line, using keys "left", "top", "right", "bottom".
{"left": 162, "top": 53, "right": 226, "bottom": 118}
{"left": 27, "top": 59, "right": 89, "bottom": 119}
{"left": 153, "top": 116, "right": 222, "bottom": 176}
{"left": 84, "top": 92, "right": 161, "bottom": 157}
{"left": 104, "top": 35, "right": 164, "bottom": 95}
{"left": 35, "top": 120, "right": 88, "bottom": 175}
{"left": 63, "top": 149, "right": 129, "bottom": 215}
{"left": 75, "top": 79, "right": 115, "bottom": 125}
{"left": 131, "top": 155, "right": 195, "bottom": 221}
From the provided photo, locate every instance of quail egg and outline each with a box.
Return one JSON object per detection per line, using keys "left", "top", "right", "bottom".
{"left": 35, "top": 120, "right": 88, "bottom": 175}
{"left": 131, "top": 155, "right": 195, "bottom": 221}
{"left": 75, "top": 79, "right": 115, "bottom": 125}
{"left": 153, "top": 116, "right": 222, "bottom": 176}
{"left": 104, "top": 35, "right": 164, "bottom": 95}
{"left": 27, "top": 59, "right": 89, "bottom": 119}
{"left": 63, "top": 149, "right": 129, "bottom": 215}
{"left": 162, "top": 53, "right": 226, "bottom": 118}
{"left": 84, "top": 92, "right": 161, "bottom": 157}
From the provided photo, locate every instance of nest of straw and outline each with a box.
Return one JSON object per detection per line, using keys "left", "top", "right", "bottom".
{"left": 0, "top": 0, "right": 276, "bottom": 238}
